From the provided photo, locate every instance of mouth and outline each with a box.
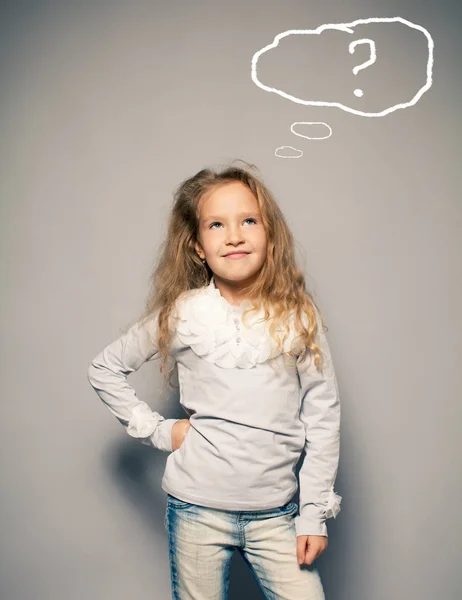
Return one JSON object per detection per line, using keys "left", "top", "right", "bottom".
{"left": 224, "top": 251, "right": 250, "bottom": 257}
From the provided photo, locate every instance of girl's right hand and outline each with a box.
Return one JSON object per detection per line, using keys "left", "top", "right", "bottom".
{"left": 171, "top": 418, "right": 191, "bottom": 451}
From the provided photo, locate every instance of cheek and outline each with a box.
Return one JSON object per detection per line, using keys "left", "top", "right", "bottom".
{"left": 202, "top": 234, "right": 222, "bottom": 253}
{"left": 254, "top": 230, "right": 268, "bottom": 250}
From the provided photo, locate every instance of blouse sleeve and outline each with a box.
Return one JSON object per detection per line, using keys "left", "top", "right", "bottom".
{"left": 294, "top": 309, "right": 342, "bottom": 537}
{"left": 87, "top": 315, "right": 179, "bottom": 452}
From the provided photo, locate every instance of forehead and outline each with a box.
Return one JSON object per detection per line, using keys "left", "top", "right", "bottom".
{"left": 198, "top": 181, "right": 259, "bottom": 217}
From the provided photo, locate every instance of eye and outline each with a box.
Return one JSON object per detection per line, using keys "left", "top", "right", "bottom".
{"left": 208, "top": 218, "right": 257, "bottom": 229}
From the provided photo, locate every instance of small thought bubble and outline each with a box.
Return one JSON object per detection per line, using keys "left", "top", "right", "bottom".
{"left": 274, "top": 123, "right": 332, "bottom": 157}
{"left": 251, "top": 16, "right": 434, "bottom": 117}
{"left": 275, "top": 146, "right": 304, "bottom": 159}
{"left": 291, "top": 122, "right": 332, "bottom": 140}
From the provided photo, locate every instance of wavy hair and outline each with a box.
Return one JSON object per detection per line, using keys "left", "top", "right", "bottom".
{"left": 134, "top": 159, "right": 328, "bottom": 387}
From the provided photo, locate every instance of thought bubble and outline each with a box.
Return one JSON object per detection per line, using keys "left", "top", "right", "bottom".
{"left": 251, "top": 16, "right": 434, "bottom": 118}
{"left": 291, "top": 122, "right": 332, "bottom": 140}
{"left": 273, "top": 123, "right": 332, "bottom": 158}
{"left": 275, "top": 146, "right": 304, "bottom": 159}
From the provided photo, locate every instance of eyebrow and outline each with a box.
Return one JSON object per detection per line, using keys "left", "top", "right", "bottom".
{"left": 201, "top": 212, "right": 261, "bottom": 224}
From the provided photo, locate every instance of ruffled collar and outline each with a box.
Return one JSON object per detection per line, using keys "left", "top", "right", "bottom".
{"left": 172, "top": 277, "right": 298, "bottom": 369}
{"left": 208, "top": 276, "right": 256, "bottom": 313}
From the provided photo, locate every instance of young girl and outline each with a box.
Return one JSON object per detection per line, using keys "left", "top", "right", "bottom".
{"left": 87, "top": 160, "right": 342, "bottom": 600}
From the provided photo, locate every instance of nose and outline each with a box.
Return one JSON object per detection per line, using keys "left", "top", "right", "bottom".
{"left": 226, "top": 225, "right": 245, "bottom": 245}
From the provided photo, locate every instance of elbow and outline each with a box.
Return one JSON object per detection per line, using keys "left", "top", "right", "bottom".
{"left": 87, "top": 359, "right": 101, "bottom": 386}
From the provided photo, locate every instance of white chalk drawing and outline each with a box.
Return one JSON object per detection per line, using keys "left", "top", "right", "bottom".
{"left": 291, "top": 122, "right": 332, "bottom": 140}
{"left": 251, "top": 16, "right": 434, "bottom": 118}
{"left": 275, "top": 123, "right": 332, "bottom": 159}
{"left": 348, "top": 38, "right": 377, "bottom": 97}
{"left": 275, "top": 146, "right": 304, "bottom": 159}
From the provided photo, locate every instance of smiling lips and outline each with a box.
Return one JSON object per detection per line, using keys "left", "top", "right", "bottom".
{"left": 224, "top": 251, "right": 250, "bottom": 258}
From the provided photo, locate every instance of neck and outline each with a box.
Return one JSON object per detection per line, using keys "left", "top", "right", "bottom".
{"left": 211, "top": 275, "right": 253, "bottom": 307}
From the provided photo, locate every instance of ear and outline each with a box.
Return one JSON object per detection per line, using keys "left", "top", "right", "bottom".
{"left": 194, "top": 240, "right": 204, "bottom": 259}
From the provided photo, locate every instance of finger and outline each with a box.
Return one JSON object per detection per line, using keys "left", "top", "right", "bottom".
{"left": 296, "top": 536, "right": 308, "bottom": 564}
{"left": 304, "top": 541, "right": 320, "bottom": 565}
{"left": 304, "top": 550, "right": 316, "bottom": 565}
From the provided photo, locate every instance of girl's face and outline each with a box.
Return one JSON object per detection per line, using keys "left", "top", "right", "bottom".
{"left": 194, "top": 181, "right": 268, "bottom": 292}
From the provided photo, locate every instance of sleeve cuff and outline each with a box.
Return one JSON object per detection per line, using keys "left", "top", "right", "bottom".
{"left": 294, "top": 488, "right": 342, "bottom": 537}
{"left": 294, "top": 516, "right": 328, "bottom": 538}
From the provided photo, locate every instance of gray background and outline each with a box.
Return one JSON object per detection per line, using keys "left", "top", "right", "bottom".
{"left": 1, "top": 1, "right": 461, "bottom": 599}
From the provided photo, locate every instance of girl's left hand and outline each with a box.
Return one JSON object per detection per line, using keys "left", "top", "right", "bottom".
{"left": 296, "top": 535, "right": 328, "bottom": 565}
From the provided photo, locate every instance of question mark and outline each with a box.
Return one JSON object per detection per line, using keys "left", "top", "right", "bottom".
{"left": 348, "top": 38, "right": 377, "bottom": 97}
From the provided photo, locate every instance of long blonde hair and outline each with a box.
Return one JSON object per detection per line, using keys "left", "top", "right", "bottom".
{"left": 134, "top": 159, "right": 328, "bottom": 387}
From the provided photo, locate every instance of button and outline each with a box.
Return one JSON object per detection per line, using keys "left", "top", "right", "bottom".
{"left": 236, "top": 324, "right": 240, "bottom": 330}
{"left": 236, "top": 337, "right": 241, "bottom": 344}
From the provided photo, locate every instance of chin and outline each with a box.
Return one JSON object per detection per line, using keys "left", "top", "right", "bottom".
{"left": 215, "top": 267, "right": 264, "bottom": 283}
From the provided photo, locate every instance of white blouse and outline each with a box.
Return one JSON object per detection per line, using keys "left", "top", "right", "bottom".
{"left": 87, "top": 277, "right": 342, "bottom": 537}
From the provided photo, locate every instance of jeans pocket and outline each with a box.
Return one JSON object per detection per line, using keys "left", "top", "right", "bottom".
{"left": 279, "top": 501, "right": 299, "bottom": 518}
{"left": 167, "top": 494, "right": 195, "bottom": 509}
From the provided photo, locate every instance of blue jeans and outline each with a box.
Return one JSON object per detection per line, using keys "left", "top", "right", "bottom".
{"left": 164, "top": 494, "right": 325, "bottom": 600}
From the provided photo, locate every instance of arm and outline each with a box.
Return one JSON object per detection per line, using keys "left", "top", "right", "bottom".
{"left": 294, "top": 309, "right": 342, "bottom": 537}
{"left": 87, "top": 315, "right": 179, "bottom": 452}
